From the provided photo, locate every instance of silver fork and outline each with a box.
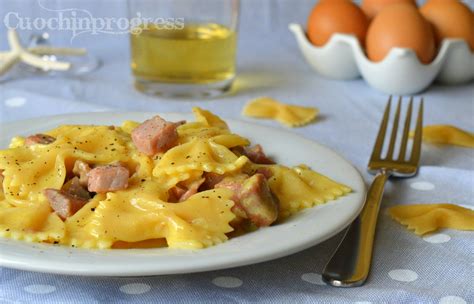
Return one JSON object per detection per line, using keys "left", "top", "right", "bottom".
{"left": 322, "top": 96, "right": 424, "bottom": 287}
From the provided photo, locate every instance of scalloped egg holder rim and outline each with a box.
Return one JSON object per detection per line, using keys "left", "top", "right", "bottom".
{"left": 289, "top": 23, "right": 474, "bottom": 95}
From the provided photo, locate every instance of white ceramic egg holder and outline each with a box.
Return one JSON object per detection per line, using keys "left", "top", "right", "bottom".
{"left": 289, "top": 23, "right": 474, "bottom": 95}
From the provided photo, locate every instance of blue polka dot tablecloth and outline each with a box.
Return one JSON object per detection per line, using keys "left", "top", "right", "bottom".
{"left": 0, "top": 0, "right": 473, "bottom": 303}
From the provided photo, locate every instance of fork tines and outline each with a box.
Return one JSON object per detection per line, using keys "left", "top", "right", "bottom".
{"left": 369, "top": 96, "right": 424, "bottom": 167}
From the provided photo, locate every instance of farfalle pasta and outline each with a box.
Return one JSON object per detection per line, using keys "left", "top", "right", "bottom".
{"left": 411, "top": 125, "right": 474, "bottom": 148}
{"left": 243, "top": 97, "right": 319, "bottom": 127}
{"left": 0, "top": 108, "right": 350, "bottom": 249}
{"left": 389, "top": 204, "right": 474, "bottom": 235}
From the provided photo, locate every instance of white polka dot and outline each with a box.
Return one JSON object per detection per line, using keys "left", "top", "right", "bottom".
{"left": 119, "top": 283, "right": 151, "bottom": 294}
{"left": 388, "top": 269, "right": 418, "bottom": 282}
{"left": 410, "top": 181, "right": 435, "bottom": 191}
{"left": 301, "top": 273, "right": 325, "bottom": 285}
{"left": 439, "top": 296, "right": 467, "bottom": 304}
{"left": 212, "top": 276, "right": 243, "bottom": 288}
{"left": 423, "top": 233, "right": 451, "bottom": 243}
{"left": 4, "top": 97, "right": 26, "bottom": 107}
{"left": 23, "top": 284, "right": 56, "bottom": 294}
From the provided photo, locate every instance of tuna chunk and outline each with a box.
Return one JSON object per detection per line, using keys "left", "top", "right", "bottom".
{"left": 63, "top": 177, "right": 90, "bottom": 200}
{"left": 201, "top": 172, "right": 225, "bottom": 190}
{"left": 131, "top": 116, "right": 180, "bottom": 156}
{"left": 168, "top": 185, "right": 186, "bottom": 203}
{"left": 72, "top": 160, "right": 91, "bottom": 186}
{"left": 255, "top": 167, "right": 274, "bottom": 179}
{"left": 43, "top": 174, "right": 91, "bottom": 220}
{"left": 178, "top": 178, "right": 205, "bottom": 202}
{"left": 243, "top": 145, "right": 275, "bottom": 164}
{"left": 44, "top": 188, "right": 89, "bottom": 220}
{"left": 87, "top": 164, "right": 129, "bottom": 193}
{"left": 25, "top": 134, "right": 55, "bottom": 146}
{"left": 239, "top": 174, "right": 279, "bottom": 226}
{"left": 169, "top": 178, "right": 205, "bottom": 202}
{"left": 215, "top": 173, "right": 279, "bottom": 226}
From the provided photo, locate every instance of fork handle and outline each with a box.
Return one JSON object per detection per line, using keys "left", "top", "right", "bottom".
{"left": 322, "top": 170, "right": 389, "bottom": 287}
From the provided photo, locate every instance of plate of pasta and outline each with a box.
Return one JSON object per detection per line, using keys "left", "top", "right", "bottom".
{"left": 0, "top": 108, "right": 365, "bottom": 276}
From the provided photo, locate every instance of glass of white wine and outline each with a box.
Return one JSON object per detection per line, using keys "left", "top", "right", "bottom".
{"left": 128, "top": 0, "right": 239, "bottom": 98}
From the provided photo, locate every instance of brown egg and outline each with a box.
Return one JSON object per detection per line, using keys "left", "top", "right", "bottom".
{"left": 366, "top": 3, "right": 436, "bottom": 64}
{"left": 361, "top": 0, "right": 417, "bottom": 19}
{"left": 307, "top": 0, "right": 369, "bottom": 46}
{"left": 420, "top": 0, "right": 474, "bottom": 51}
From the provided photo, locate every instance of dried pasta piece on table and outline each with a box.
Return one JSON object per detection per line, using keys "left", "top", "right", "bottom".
{"left": 411, "top": 125, "right": 474, "bottom": 148}
{"left": 388, "top": 204, "right": 474, "bottom": 235}
{"left": 242, "top": 97, "right": 319, "bottom": 127}
{"left": 258, "top": 164, "right": 351, "bottom": 218}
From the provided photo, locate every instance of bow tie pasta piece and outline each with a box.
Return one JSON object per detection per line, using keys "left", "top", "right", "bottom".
{"left": 155, "top": 170, "right": 204, "bottom": 190}
{"left": 128, "top": 147, "right": 155, "bottom": 180}
{"left": 1, "top": 146, "right": 67, "bottom": 203}
{"left": 61, "top": 195, "right": 115, "bottom": 249}
{"left": 84, "top": 183, "right": 235, "bottom": 249}
{"left": 120, "top": 120, "right": 140, "bottom": 134}
{"left": 262, "top": 164, "right": 351, "bottom": 217}
{"left": 243, "top": 97, "right": 319, "bottom": 127}
{"left": 8, "top": 136, "right": 25, "bottom": 148}
{"left": 63, "top": 181, "right": 168, "bottom": 249}
{"left": 193, "top": 107, "right": 229, "bottom": 130}
{"left": 177, "top": 122, "right": 230, "bottom": 144}
{"left": 63, "top": 191, "right": 173, "bottom": 250}
{"left": 177, "top": 121, "right": 249, "bottom": 148}
{"left": 45, "top": 125, "right": 131, "bottom": 160}
{"left": 0, "top": 125, "right": 133, "bottom": 203}
{"left": 153, "top": 139, "right": 248, "bottom": 177}
{"left": 0, "top": 200, "right": 64, "bottom": 243}
{"left": 410, "top": 125, "right": 474, "bottom": 148}
{"left": 164, "top": 189, "right": 235, "bottom": 248}
{"left": 210, "top": 134, "right": 250, "bottom": 149}
{"left": 389, "top": 204, "right": 474, "bottom": 235}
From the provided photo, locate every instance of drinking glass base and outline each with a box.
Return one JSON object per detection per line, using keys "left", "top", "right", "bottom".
{"left": 134, "top": 77, "right": 234, "bottom": 98}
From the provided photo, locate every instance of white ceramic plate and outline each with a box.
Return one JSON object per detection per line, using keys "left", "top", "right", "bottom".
{"left": 0, "top": 112, "right": 366, "bottom": 276}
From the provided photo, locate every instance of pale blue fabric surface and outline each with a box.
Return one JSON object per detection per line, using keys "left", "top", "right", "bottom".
{"left": 0, "top": 1, "right": 473, "bottom": 303}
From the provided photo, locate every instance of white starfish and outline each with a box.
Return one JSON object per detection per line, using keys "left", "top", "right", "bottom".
{"left": 0, "top": 29, "right": 87, "bottom": 76}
